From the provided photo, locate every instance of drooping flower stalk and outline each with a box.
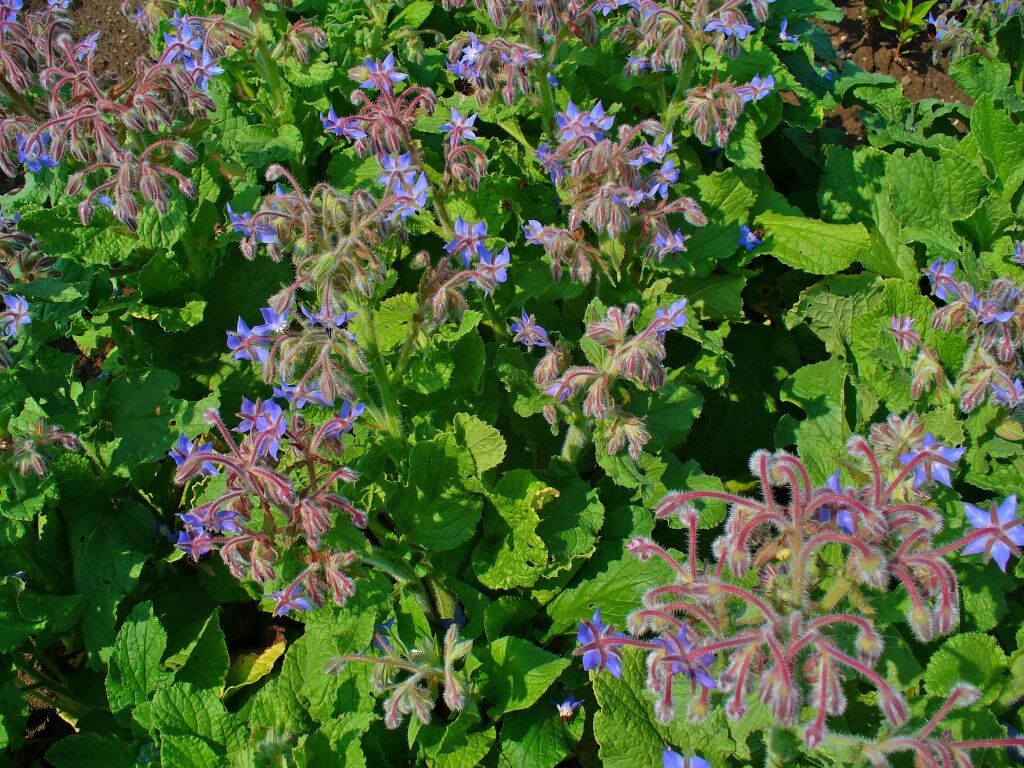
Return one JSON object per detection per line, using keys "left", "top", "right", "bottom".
{"left": 575, "top": 423, "right": 1021, "bottom": 752}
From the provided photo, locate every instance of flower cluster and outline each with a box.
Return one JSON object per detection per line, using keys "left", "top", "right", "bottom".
{"left": 226, "top": 294, "right": 366, "bottom": 411}
{"left": 527, "top": 119, "right": 707, "bottom": 281}
{"left": 170, "top": 400, "right": 368, "bottom": 615}
{"left": 890, "top": 259, "right": 1023, "bottom": 412}
{"left": 423, "top": 216, "right": 510, "bottom": 322}
{"left": 0, "top": 2, "right": 216, "bottom": 229}
{"left": 925, "top": 0, "right": 1021, "bottom": 64}
{"left": 438, "top": 107, "right": 488, "bottom": 189}
{"left": 324, "top": 53, "right": 437, "bottom": 167}
{"left": 447, "top": 33, "right": 543, "bottom": 106}
{"left": 517, "top": 298, "right": 688, "bottom": 459}
{"left": 575, "top": 423, "right": 1023, "bottom": 748}
{"left": 0, "top": 293, "right": 29, "bottom": 339}
{"left": 125, "top": 2, "right": 326, "bottom": 64}
{"left": 684, "top": 74, "right": 774, "bottom": 147}
{"left": 443, "top": 0, "right": 598, "bottom": 42}
{"left": 599, "top": 0, "right": 768, "bottom": 72}
{"left": 324, "top": 623, "right": 472, "bottom": 730}
{"left": 0, "top": 207, "right": 58, "bottom": 290}
{"left": 1, "top": 418, "right": 78, "bottom": 478}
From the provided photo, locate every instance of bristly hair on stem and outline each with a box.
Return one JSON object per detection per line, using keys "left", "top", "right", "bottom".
{"left": 575, "top": 419, "right": 1023, "bottom": 754}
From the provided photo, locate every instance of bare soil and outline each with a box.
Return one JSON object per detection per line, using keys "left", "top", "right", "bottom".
{"left": 26, "top": 0, "right": 150, "bottom": 76}
{"left": 68, "top": 0, "right": 150, "bottom": 76}
{"left": 820, "top": 0, "right": 970, "bottom": 139}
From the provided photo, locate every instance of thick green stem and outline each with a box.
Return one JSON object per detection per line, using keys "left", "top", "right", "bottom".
{"left": 522, "top": 13, "right": 558, "bottom": 137}
{"left": 560, "top": 423, "right": 586, "bottom": 462}
{"left": 483, "top": 296, "right": 506, "bottom": 335}
{"left": 406, "top": 143, "right": 453, "bottom": 236}
{"left": 12, "top": 657, "right": 91, "bottom": 719}
{"left": 0, "top": 76, "right": 40, "bottom": 119}
{"left": 818, "top": 574, "right": 852, "bottom": 612}
{"left": 358, "top": 303, "right": 403, "bottom": 437}
{"left": 665, "top": 49, "right": 698, "bottom": 132}
{"left": 254, "top": 34, "right": 287, "bottom": 120}
{"left": 391, "top": 313, "right": 424, "bottom": 388}
{"left": 357, "top": 550, "right": 417, "bottom": 584}
{"left": 431, "top": 189, "right": 453, "bottom": 234}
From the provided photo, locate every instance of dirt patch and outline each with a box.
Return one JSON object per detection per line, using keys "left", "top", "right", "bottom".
{"left": 26, "top": 0, "right": 150, "bottom": 77}
{"left": 820, "top": 0, "right": 970, "bottom": 140}
{"left": 69, "top": 0, "right": 151, "bottom": 77}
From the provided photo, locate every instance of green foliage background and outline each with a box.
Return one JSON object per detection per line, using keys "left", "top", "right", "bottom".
{"left": 1, "top": 1, "right": 1023, "bottom": 766}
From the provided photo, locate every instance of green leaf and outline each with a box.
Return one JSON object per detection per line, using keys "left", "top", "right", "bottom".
{"left": 63, "top": 491, "right": 153, "bottom": 663}
{"left": 534, "top": 468, "right": 605, "bottom": 588}
{"left": 592, "top": 653, "right": 736, "bottom": 768}
{"left": 280, "top": 55, "right": 337, "bottom": 88}
{"left": 391, "top": 0, "right": 434, "bottom": 27}
{"left": 775, "top": 359, "right": 849, "bottom": 483}
{"left": 0, "top": 663, "right": 27, "bottom": 753}
{"left": 948, "top": 55, "right": 1012, "bottom": 99}
{"left": 924, "top": 633, "right": 1008, "bottom": 704}
{"left": 406, "top": 311, "right": 485, "bottom": 395}
{"left": 160, "top": 734, "right": 223, "bottom": 768}
{"left": 92, "top": 369, "right": 218, "bottom": 476}
{"left": 498, "top": 702, "right": 583, "bottom": 768}
{"left": 170, "top": 611, "right": 229, "bottom": 692}
{"left": 420, "top": 719, "right": 496, "bottom": 768}
{"left": 787, "top": 274, "right": 884, "bottom": 357}
{"left": 724, "top": 116, "right": 763, "bottom": 170}
{"left": 884, "top": 150, "right": 967, "bottom": 253}
{"left": 546, "top": 532, "right": 673, "bottom": 636}
{"left": 755, "top": 211, "right": 870, "bottom": 274}
{"left": 390, "top": 435, "right": 483, "bottom": 551}
{"left": 633, "top": 379, "right": 703, "bottom": 450}
{"left": 474, "top": 636, "right": 569, "bottom": 717}
{"left": 849, "top": 278, "right": 963, "bottom": 411}
{"left": 473, "top": 470, "right": 552, "bottom": 590}
{"left": 453, "top": 413, "right": 506, "bottom": 474}
{"left": 223, "top": 635, "right": 287, "bottom": 697}
{"left": 150, "top": 683, "right": 245, "bottom": 755}
{"left": 17, "top": 207, "right": 138, "bottom": 265}
{"left": 0, "top": 578, "right": 84, "bottom": 652}
{"left": 135, "top": 197, "right": 189, "bottom": 252}
{"left": 46, "top": 734, "right": 137, "bottom": 768}
{"left": 225, "top": 122, "right": 304, "bottom": 167}
{"left": 247, "top": 602, "right": 378, "bottom": 739}
{"left": 970, "top": 96, "right": 1024, "bottom": 197}
{"left": 106, "top": 601, "right": 172, "bottom": 713}
{"left": 687, "top": 169, "right": 758, "bottom": 271}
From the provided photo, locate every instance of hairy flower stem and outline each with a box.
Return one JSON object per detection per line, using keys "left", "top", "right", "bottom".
{"left": 358, "top": 302, "right": 403, "bottom": 437}
{"left": 665, "top": 49, "right": 698, "bottom": 132}
{"left": 391, "top": 314, "right": 424, "bottom": 388}
{"left": 254, "top": 33, "right": 288, "bottom": 121}
{"left": 521, "top": 12, "right": 557, "bottom": 137}
{"left": 817, "top": 575, "right": 853, "bottom": 612}
{"left": 0, "top": 75, "right": 39, "bottom": 120}
{"left": 406, "top": 143, "right": 453, "bottom": 235}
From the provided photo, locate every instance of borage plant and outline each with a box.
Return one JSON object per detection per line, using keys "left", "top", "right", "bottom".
{"left": 0, "top": 0, "right": 1022, "bottom": 765}
{"left": 577, "top": 421, "right": 1024, "bottom": 764}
